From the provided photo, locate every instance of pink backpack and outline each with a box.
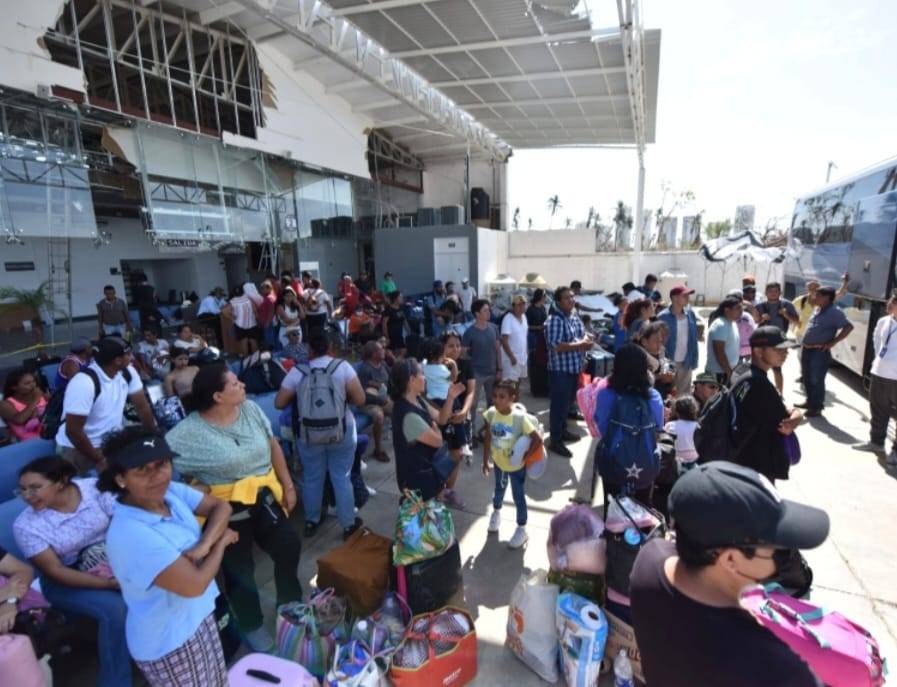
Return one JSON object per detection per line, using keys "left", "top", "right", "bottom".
{"left": 577, "top": 377, "right": 606, "bottom": 438}
{"left": 741, "top": 584, "right": 887, "bottom": 687}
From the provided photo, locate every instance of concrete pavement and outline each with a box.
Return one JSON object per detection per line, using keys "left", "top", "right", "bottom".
{"left": 248, "top": 351, "right": 896, "bottom": 685}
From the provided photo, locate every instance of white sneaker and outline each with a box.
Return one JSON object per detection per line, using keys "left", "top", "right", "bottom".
{"left": 461, "top": 444, "right": 473, "bottom": 457}
{"left": 887, "top": 451, "right": 897, "bottom": 467}
{"left": 360, "top": 460, "right": 369, "bottom": 472}
{"left": 508, "top": 526, "right": 528, "bottom": 550}
{"left": 488, "top": 509, "right": 501, "bottom": 533}
{"left": 244, "top": 626, "right": 274, "bottom": 652}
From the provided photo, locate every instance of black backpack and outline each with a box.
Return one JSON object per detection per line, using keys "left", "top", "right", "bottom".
{"left": 238, "top": 356, "right": 287, "bottom": 395}
{"left": 40, "top": 368, "right": 132, "bottom": 440}
{"left": 694, "top": 377, "right": 752, "bottom": 463}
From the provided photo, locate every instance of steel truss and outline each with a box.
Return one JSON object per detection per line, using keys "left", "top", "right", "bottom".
{"left": 44, "top": 0, "right": 265, "bottom": 138}
{"left": 228, "top": 0, "right": 511, "bottom": 161}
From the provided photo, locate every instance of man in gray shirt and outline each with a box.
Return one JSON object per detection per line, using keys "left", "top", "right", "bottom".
{"left": 462, "top": 299, "right": 500, "bottom": 442}
{"left": 797, "top": 286, "right": 853, "bottom": 417}
{"left": 96, "top": 284, "right": 132, "bottom": 339}
{"left": 357, "top": 340, "right": 392, "bottom": 462}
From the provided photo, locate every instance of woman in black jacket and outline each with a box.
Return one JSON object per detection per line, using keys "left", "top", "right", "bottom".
{"left": 389, "top": 358, "right": 464, "bottom": 500}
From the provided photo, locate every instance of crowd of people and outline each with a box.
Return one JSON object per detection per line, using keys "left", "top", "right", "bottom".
{"left": 0, "top": 262, "right": 893, "bottom": 687}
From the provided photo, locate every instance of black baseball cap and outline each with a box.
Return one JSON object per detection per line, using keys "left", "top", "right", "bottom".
{"left": 669, "top": 462, "right": 829, "bottom": 550}
{"left": 816, "top": 286, "right": 836, "bottom": 298}
{"left": 750, "top": 326, "right": 799, "bottom": 349}
{"left": 95, "top": 336, "right": 131, "bottom": 362}
{"left": 105, "top": 434, "right": 178, "bottom": 470}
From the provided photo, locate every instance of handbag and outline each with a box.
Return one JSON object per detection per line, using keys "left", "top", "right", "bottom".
{"left": 603, "top": 495, "right": 666, "bottom": 597}
{"left": 390, "top": 606, "right": 477, "bottom": 687}
{"left": 742, "top": 583, "right": 886, "bottom": 687}
{"left": 276, "top": 589, "right": 348, "bottom": 678}
{"left": 317, "top": 526, "right": 392, "bottom": 617}
{"left": 325, "top": 640, "right": 388, "bottom": 687}
{"left": 783, "top": 432, "right": 802, "bottom": 465}
{"left": 393, "top": 489, "right": 455, "bottom": 567}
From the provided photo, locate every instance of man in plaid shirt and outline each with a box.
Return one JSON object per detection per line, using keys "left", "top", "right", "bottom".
{"left": 545, "top": 286, "right": 593, "bottom": 457}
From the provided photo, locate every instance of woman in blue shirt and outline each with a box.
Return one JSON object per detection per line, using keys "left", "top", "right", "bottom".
{"left": 594, "top": 344, "right": 665, "bottom": 509}
{"left": 99, "top": 426, "right": 236, "bottom": 687}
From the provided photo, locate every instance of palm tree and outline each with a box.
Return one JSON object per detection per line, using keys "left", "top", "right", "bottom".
{"left": 586, "top": 206, "right": 596, "bottom": 229}
{"left": 546, "top": 195, "right": 562, "bottom": 229}
{"left": 512, "top": 207, "right": 520, "bottom": 230}
{"left": 564, "top": 217, "right": 573, "bottom": 229}
{"left": 527, "top": 217, "right": 533, "bottom": 230}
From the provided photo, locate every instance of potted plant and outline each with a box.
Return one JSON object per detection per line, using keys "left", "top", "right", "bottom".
{"left": 0, "top": 281, "right": 61, "bottom": 343}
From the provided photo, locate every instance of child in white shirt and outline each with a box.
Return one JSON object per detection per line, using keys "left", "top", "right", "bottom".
{"left": 664, "top": 395, "right": 700, "bottom": 470}
{"left": 422, "top": 337, "right": 456, "bottom": 401}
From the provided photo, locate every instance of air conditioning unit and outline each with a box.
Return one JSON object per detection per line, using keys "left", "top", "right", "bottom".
{"left": 35, "top": 84, "right": 53, "bottom": 100}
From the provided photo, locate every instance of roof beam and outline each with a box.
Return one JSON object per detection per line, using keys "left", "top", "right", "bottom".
{"left": 353, "top": 97, "right": 404, "bottom": 112}
{"left": 429, "top": 66, "right": 625, "bottom": 89}
{"left": 414, "top": 142, "right": 475, "bottom": 156}
{"left": 327, "top": 77, "right": 387, "bottom": 94}
{"left": 479, "top": 115, "right": 621, "bottom": 125}
{"left": 199, "top": 1, "right": 246, "bottom": 25}
{"left": 391, "top": 28, "right": 617, "bottom": 59}
{"left": 464, "top": 94, "right": 626, "bottom": 109}
{"left": 377, "top": 115, "right": 428, "bottom": 127}
{"left": 329, "top": 0, "right": 440, "bottom": 17}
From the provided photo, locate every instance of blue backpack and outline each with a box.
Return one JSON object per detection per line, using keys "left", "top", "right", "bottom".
{"left": 596, "top": 393, "right": 660, "bottom": 490}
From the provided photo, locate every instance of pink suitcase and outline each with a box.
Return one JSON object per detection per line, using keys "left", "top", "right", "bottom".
{"left": 228, "top": 653, "right": 320, "bottom": 686}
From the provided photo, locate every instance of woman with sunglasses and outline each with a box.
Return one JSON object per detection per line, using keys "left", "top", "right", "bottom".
{"left": 12, "top": 456, "right": 130, "bottom": 687}
{"left": 388, "top": 358, "right": 465, "bottom": 501}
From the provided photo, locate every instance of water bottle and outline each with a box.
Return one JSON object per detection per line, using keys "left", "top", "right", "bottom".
{"left": 613, "top": 648, "right": 634, "bottom": 687}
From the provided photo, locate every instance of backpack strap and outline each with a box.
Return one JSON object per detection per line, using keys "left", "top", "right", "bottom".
{"left": 80, "top": 368, "right": 102, "bottom": 402}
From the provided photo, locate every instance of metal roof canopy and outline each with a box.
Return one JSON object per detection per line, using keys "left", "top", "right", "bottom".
{"left": 177, "top": 0, "right": 659, "bottom": 162}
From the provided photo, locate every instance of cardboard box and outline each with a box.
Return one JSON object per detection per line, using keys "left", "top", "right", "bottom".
{"left": 603, "top": 610, "right": 645, "bottom": 684}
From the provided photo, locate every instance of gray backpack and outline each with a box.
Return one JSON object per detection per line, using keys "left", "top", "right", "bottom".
{"left": 294, "top": 359, "right": 347, "bottom": 445}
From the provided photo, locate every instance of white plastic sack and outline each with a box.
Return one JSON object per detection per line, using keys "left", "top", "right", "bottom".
{"left": 506, "top": 570, "right": 560, "bottom": 682}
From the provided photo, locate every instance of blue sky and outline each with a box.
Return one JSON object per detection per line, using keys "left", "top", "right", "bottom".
{"left": 507, "top": 0, "right": 897, "bottom": 232}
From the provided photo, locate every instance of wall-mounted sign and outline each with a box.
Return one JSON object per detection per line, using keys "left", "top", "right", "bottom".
{"left": 4, "top": 261, "right": 36, "bottom": 272}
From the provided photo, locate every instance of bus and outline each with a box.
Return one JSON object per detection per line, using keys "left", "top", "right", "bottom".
{"left": 784, "top": 156, "right": 897, "bottom": 383}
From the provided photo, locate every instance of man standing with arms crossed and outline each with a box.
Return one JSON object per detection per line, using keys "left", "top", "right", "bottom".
{"left": 544, "top": 286, "right": 592, "bottom": 458}
{"left": 463, "top": 299, "right": 501, "bottom": 446}
{"left": 797, "top": 286, "right": 853, "bottom": 417}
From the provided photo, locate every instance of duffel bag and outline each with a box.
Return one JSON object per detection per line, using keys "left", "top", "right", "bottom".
{"left": 396, "top": 540, "right": 462, "bottom": 615}
{"left": 317, "top": 526, "right": 392, "bottom": 617}
{"left": 390, "top": 606, "right": 477, "bottom": 687}
{"left": 741, "top": 583, "right": 886, "bottom": 687}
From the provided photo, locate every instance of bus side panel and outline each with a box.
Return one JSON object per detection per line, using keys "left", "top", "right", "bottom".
{"left": 830, "top": 297, "right": 871, "bottom": 379}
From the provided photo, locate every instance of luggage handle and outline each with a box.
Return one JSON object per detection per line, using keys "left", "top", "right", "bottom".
{"left": 608, "top": 494, "right": 664, "bottom": 544}
{"left": 757, "top": 597, "right": 830, "bottom": 649}
{"left": 395, "top": 607, "right": 473, "bottom": 664}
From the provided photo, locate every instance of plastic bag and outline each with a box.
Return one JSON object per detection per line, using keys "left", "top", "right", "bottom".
{"left": 556, "top": 592, "right": 608, "bottom": 687}
{"left": 547, "top": 504, "right": 606, "bottom": 573}
{"left": 506, "top": 570, "right": 560, "bottom": 682}
{"left": 604, "top": 496, "right": 660, "bottom": 533}
{"left": 393, "top": 490, "right": 455, "bottom": 566}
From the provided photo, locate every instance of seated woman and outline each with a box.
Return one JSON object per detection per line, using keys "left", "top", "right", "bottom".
{"left": 166, "top": 364, "right": 301, "bottom": 652}
{"left": 173, "top": 324, "right": 220, "bottom": 364}
{"left": 100, "top": 427, "right": 235, "bottom": 687}
{"left": 0, "top": 546, "right": 33, "bottom": 634}
{"left": 0, "top": 369, "right": 48, "bottom": 443}
{"left": 389, "top": 358, "right": 464, "bottom": 502}
{"left": 164, "top": 349, "right": 200, "bottom": 400}
{"left": 275, "top": 327, "right": 366, "bottom": 539}
{"left": 12, "top": 457, "right": 129, "bottom": 687}
{"left": 55, "top": 338, "right": 93, "bottom": 392}
{"left": 275, "top": 287, "right": 304, "bottom": 349}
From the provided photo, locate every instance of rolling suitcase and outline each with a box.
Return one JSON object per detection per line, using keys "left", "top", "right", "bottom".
{"left": 396, "top": 540, "right": 462, "bottom": 615}
{"left": 228, "top": 653, "right": 318, "bottom": 686}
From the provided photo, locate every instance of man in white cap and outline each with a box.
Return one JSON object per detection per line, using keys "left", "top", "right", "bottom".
{"left": 459, "top": 278, "right": 477, "bottom": 322}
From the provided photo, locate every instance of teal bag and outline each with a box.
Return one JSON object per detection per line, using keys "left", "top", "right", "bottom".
{"left": 393, "top": 489, "right": 456, "bottom": 567}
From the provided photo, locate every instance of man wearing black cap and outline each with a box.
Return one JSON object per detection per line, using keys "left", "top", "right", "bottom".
{"left": 729, "top": 326, "right": 804, "bottom": 483}
{"left": 798, "top": 286, "right": 853, "bottom": 417}
{"left": 630, "top": 462, "right": 828, "bottom": 687}
{"left": 55, "top": 336, "right": 155, "bottom": 474}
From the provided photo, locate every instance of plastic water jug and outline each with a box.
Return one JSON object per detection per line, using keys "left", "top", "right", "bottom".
{"left": 614, "top": 649, "right": 634, "bottom": 687}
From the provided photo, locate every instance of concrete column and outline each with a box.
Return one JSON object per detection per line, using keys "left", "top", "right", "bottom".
{"left": 633, "top": 158, "right": 646, "bottom": 283}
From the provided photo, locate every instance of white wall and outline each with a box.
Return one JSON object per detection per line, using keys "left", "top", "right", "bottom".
{"left": 224, "top": 45, "right": 372, "bottom": 180}
{"left": 1, "top": 218, "right": 226, "bottom": 319}
{"left": 421, "top": 157, "right": 497, "bottom": 212}
{"left": 0, "top": 1, "right": 84, "bottom": 95}
{"left": 475, "top": 227, "right": 508, "bottom": 295}
{"left": 504, "top": 228, "right": 783, "bottom": 303}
